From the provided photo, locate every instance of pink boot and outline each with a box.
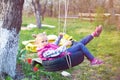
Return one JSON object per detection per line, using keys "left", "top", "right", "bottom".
{"left": 90, "top": 58, "right": 103, "bottom": 66}
{"left": 92, "top": 25, "right": 102, "bottom": 37}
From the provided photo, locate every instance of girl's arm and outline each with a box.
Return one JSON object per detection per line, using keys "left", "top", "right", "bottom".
{"left": 43, "top": 41, "right": 72, "bottom": 58}
{"left": 53, "top": 36, "right": 62, "bottom": 45}
{"left": 43, "top": 46, "right": 67, "bottom": 58}
{"left": 53, "top": 33, "right": 63, "bottom": 45}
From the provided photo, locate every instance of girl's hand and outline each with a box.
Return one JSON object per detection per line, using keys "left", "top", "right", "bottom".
{"left": 59, "top": 32, "right": 65, "bottom": 37}
{"left": 64, "top": 41, "right": 72, "bottom": 46}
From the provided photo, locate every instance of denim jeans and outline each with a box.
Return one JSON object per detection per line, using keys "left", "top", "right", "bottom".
{"left": 67, "top": 35, "right": 94, "bottom": 61}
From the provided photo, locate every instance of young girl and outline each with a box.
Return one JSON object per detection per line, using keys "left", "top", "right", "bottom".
{"left": 35, "top": 25, "right": 103, "bottom": 66}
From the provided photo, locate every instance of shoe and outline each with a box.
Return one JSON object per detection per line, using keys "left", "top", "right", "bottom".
{"left": 90, "top": 58, "right": 103, "bottom": 66}
{"left": 92, "top": 25, "right": 102, "bottom": 37}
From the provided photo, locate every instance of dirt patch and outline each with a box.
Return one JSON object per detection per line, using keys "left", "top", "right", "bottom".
{"left": 15, "top": 64, "right": 25, "bottom": 80}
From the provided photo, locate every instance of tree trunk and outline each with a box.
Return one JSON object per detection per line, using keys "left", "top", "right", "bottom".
{"left": 0, "top": 0, "right": 24, "bottom": 79}
{"left": 41, "top": 0, "right": 48, "bottom": 21}
{"left": 32, "top": 0, "right": 41, "bottom": 28}
{"left": 49, "top": 0, "right": 53, "bottom": 17}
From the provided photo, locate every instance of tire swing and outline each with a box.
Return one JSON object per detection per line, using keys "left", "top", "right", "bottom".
{"left": 42, "top": 51, "right": 84, "bottom": 72}
{"left": 32, "top": 0, "right": 84, "bottom": 72}
{"left": 32, "top": 51, "right": 84, "bottom": 72}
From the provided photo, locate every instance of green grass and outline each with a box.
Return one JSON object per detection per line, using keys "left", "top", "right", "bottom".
{"left": 22, "top": 15, "right": 36, "bottom": 26}
{"left": 19, "top": 16, "right": 120, "bottom": 80}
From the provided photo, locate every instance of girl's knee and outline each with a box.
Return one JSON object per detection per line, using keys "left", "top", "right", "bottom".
{"left": 77, "top": 43, "right": 84, "bottom": 48}
{"left": 77, "top": 43, "right": 83, "bottom": 46}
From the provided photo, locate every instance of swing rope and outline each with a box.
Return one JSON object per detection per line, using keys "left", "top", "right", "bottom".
{"left": 58, "top": 0, "right": 69, "bottom": 34}
{"left": 64, "top": 0, "right": 72, "bottom": 69}
{"left": 58, "top": 0, "right": 61, "bottom": 34}
{"left": 63, "top": 0, "right": 69, "bottom": 33}
{"left": 65, "top": 51, "right": 72, "bottom": 68}
{"left": 58, "top": 0, "right": 72, "bottom": 69}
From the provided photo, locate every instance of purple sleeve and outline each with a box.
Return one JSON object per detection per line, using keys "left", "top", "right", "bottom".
{"left": 53, "top": 36, "right": 62, "bottom": 45}
{"left": 43, "top": 46, "right": 67, "bottom": 58}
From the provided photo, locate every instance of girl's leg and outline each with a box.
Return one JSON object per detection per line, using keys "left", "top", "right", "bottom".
{"left": 67, "top": 43, "right": 94, "bottom": 61}
{"left": 72, "top": 25, "right": 102, "bottom": 45}
{"left": 67, "top": 25, "right": 103, "bottom": 65}
{"left": 72, "top": 35, "right": 93, "bottom": 46}
{"left": 79, "top": 34, "right": 93, "bottom": 45}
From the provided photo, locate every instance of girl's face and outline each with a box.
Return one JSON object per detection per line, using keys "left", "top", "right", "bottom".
{"left": 36, "top": 35, "right": 48, "bottom": 48}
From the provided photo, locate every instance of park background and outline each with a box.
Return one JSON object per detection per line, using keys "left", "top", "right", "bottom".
{"left": 0, "top": 0, "right": 120, "bottom": 80}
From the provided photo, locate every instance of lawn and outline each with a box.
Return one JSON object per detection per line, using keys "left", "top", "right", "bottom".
{"left": 18, "top": 16, "right": 120, "bottom": 80}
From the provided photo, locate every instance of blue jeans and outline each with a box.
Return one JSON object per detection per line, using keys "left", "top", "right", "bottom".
{"left": 67, "top": 35, "right": 94, "bottom": 61}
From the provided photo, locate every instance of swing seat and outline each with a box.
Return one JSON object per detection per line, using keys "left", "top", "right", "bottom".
{"left": 32, "top": 51, "right": 84, "bottom": 72}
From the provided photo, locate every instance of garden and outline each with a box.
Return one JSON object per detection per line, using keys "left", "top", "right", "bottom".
{"left": 13, "top": 16, "right": 120, "bottom": 80}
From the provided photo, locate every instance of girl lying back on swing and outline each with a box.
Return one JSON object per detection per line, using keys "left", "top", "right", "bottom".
{"left": 35, "top": 25, "right": 103, "bottom": 66}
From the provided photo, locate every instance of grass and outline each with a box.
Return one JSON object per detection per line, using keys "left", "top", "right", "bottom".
{"left": 18, "top": 16, "right": 120, "bottom": 80}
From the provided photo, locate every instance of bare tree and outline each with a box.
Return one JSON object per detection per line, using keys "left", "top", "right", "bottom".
{"left": 32, "top": 0, "right": 41, "bottom": 28}
{"left": 41, "top": 0, "right": 48, "bottom": 20}
{"left": 0, "top": 0, "right": 24, "bottom": 79}
{"left": 49, "top": 0, "right": 54, "bottom": 17}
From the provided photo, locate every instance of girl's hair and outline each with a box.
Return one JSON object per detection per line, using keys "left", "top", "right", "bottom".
{"left": 32, "top": 32, "right": 46, "bottom": 38}
{"left": 35, "top": 32, "right": 47, "bottom": 44}
{"left": 36, "top": 32, "right": 46, "bottom": 38}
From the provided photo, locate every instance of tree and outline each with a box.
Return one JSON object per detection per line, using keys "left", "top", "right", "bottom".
{"left": 32, "top": 0, "right": 41, "bottom": 28}
{"left": 41, "top": 0, "right": 48, "bottom": 20}
{"left": 49, "top": 0, "right": 54, "bottom": 17}
{"left": 0, "top": 0, "right": 24, "bottom": 79}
